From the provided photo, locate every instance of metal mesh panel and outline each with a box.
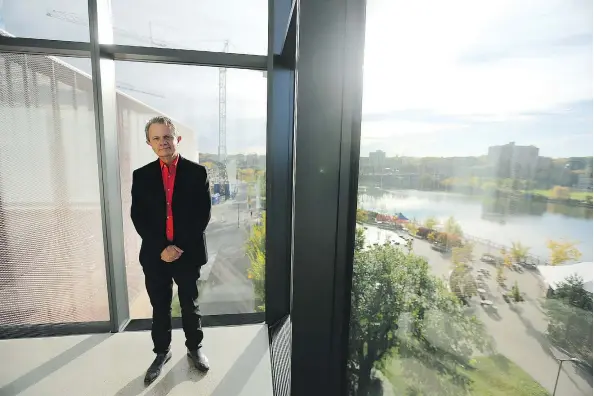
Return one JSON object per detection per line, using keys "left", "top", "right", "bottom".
{"left": 0, "top": 53, "right": 109, "bottom": 329}
{"left": 270, "top": 316, "right": 292, "bottom": 396}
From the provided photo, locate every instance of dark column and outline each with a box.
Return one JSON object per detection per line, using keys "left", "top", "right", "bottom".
{"left": 291, "top": 0, "right": 367, "bottom": 395}
{"left": 265, "top": 0, "right": 296, "bottom": 326}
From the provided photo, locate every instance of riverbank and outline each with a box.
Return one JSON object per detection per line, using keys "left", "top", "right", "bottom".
{"left": 357, "top": 189, "right": 593, "bottom": 261}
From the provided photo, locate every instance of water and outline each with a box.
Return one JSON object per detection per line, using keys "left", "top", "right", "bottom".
{"left": 358, "top": 189, "right": 593, "bottom": 261}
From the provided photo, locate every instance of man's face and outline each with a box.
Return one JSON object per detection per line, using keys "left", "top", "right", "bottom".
{"left": 147, "top": 123, "right": 181, "bottom": 158}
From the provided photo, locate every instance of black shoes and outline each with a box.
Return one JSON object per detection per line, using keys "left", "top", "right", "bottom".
{"left": 144, "top": 349, "right": 209, "bottom": 386}
{"left": 187, "top": 348, "right": 210, "bottom": 372}
{"left": 144, "top": 351, "right": 172, "bottom": 385}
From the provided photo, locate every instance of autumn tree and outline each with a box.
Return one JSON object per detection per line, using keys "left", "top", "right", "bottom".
{"left": 510, "top": 241, "right": 530, "bottom": 264}
{"left": 246, "top": 213, "right": 266, "bottom": 311}
{"left": 552, "top": 185, "right": 571, "bottom": 200}
{"left": 444, "top": 216, "right": 463, "bottom": 237}
{"left": 348, "top": 231, "right": 491, "bottom": 396}
{"left": 356, "top": 209, "right": 368, "bottom": 223}
{"left": 406, "top": 222, "right": 419, "bottom": 236}
{"left": 450, "top": 243, "right": 477, "bottom": 300}
{"left": 546, "top": 240, "right": 582, "bottom": 266}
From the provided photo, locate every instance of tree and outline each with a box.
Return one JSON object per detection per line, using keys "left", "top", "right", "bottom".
{"left": 348, "top": 230, "right": 492, "bottom": 396}
{"left": 246, "top": 213, "right": 266, "bottom": 311}
{"left": 545, "top": 275, "right": 593, "bottom": 368}
{"left": 481, "top": 181, "right": 498, "bottom": 194}
{"left": 496, "top": 266, "right": 506, "bottom": 286}
{"left": 450, "top": 243, "right": 477, "bottom": 300}
{"left": 405, "top": 222, "right": 419, "bottom": 236}
{"left": 452, "top": 243, "right": 474, "bottom": 267}
{"left": 424, "top": 216, "right": 439, "bottom": 230}
{"left": 510, "top": 241, "right": 530, "bottom": 264}
{"left": 356, "top": 209, "right": 368, "bottom": 223}
{"left": 552, "top": 185, "right": 571, "bottom": 200}
{"left": 444, "top": 216, "right": 463, "bottom": 237}
{"left": 546, "top": 240, "right": 582, "bottom": 266}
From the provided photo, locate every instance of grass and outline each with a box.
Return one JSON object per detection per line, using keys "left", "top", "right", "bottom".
{"left": 384, "top": 354, "right": 550, "bottom": 396}
{"left": 528, "top": 189, "right": 592, "bottom": 201}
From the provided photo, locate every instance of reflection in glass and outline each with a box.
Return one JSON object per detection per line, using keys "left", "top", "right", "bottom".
{"left": 349, "top": 1, "right": 592, "bottom": 395}
{"left": 0, "top": 1, "right": 90, "bottom": 42}
{"left": 112, "top": 0, "right": 267, "bottom": 55}
{"left": 114, "top": 61, "right": 267, "bottom": 318}
{"left": 0, "top": 53, "right": 108, "bottom": 327}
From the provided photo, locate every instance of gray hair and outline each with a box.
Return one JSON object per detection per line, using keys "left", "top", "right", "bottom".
{"left": 145, "top": 116, "right": 177, "bottom": 142}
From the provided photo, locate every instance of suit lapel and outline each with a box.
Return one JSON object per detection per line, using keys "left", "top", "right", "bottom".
{"left": 172, "top": 155, "right": 185, "bottom": 206}
{"left": 151, "top": 159, "right": 166, "bottom": 206}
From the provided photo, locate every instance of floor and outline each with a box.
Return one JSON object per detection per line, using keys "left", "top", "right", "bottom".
{"left": 0, "top": 324, "right": 274, "bottom": 396}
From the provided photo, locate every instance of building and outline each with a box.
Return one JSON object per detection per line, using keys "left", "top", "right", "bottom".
{"left": 369, "top": 150, "right": 386, "bottom": 173}
{"left": 488, "top": 142, "right": 539, "bottom": 180}
{"left": 577, "top": 158, "right": 594, "bottom": 191}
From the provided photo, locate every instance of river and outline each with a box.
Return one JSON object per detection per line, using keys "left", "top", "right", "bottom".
{"left": 358, "top": 189, "right": 593, "bottom": 261}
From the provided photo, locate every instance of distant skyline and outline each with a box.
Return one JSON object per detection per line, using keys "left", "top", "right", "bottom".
{"left": 1, "top": 0, "right": 591, "bottom": 157}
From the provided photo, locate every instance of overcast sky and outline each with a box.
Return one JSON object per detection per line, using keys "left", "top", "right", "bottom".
{"left": 1, "top": 0, "right": 592, "bottom": 158}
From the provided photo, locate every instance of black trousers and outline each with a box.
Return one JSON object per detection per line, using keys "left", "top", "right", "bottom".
{"left": 142, "top": 258, "right": 203, "bottom": 354}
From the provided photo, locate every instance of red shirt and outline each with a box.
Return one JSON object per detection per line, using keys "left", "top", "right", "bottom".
{"left": 160, "top": 155, "right": 179, "bottom": 241}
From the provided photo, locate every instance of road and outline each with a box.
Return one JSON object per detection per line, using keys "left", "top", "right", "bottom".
{"left": 197, "top": 182, "right": 259, "bottom": 315}
{"left": 364, "top": 224, "right": 593, "bottom": 395}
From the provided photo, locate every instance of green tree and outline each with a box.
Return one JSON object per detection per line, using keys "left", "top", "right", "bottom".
{"left": 348, "top": 230, "right": 491, "bottom": 396}
{"left": 510, "top": 241, "right": 530, "bottom": 264}
{"left": 546, "top": 239, "right": 582, "bottom": 266}
{"left": 423, "top": 216, "right": 439, "bottom": 230}
{"left": 545, "top": 275, "right": 593, "bottom": 367}
{"left": 246, "top": 213, "right": 266, "bottom": 311}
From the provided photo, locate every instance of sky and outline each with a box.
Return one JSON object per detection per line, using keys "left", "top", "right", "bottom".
{"left": 1, "top": 0, "right": 592, "bottom": 158}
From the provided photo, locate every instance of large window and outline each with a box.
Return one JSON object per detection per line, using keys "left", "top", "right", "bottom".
{"left": 114, "top": 61, "right": 267, "bottom": 318}
{"left": 348, "top": 1, "right": 592, "bottom": 395}
{"left": 0, "top": 1, "right": 90, "bottom": 42}
{"left": 112, "top": 0, "right": 268, "bottom": 55}
{"left": 0, "top": 53, "right": 109, "bottom": 329}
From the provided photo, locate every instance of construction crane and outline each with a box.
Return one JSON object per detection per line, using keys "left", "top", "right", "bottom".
{"left": 218, "top": 40, "right": 229, "bottom": 164}
{"left": 45, "top": 10, "right": 168, "bottom": 46}
{"left": 46, "top": 9, "right": 229, "bottom": 166}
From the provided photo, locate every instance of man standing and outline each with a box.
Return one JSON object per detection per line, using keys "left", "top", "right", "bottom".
{"left": 131, "top": 116, "right": 212, "bottom": 385}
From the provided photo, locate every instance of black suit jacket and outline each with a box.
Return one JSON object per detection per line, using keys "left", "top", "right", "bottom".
{"left": 131, "top": 156, "right": 212, "bottom": 266}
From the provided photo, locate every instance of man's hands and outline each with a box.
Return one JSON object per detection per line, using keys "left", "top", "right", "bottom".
{"left": 161, "top": 245, "right": 184, "bottom": 263}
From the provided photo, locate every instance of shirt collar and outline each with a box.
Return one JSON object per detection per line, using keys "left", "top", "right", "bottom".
{"left": 160, "top": 154, "right": 180, "bottom": 169}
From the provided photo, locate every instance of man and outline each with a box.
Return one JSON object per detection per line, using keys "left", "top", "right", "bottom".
{"left": 131, "top": 116, "right": 212, "bottom": 385}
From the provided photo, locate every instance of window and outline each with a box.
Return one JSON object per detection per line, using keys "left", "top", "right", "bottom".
{"left": 0, "top": 53, "right": 108, "bottom": 329}
{"left": 115, "top": 61, "right": 267, "bottom": 318}
{"left": 111, "top": 0, "right": 268, "bottom": 55}
{"left": 0, "top": 1, "right": 90, "bottom": 41}
{"left": 348, "top": 1, "right": 592, "bottom": 395}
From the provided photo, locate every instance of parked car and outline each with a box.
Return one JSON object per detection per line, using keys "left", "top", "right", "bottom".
{"left": 480, "top": 253, "right": 497, "bottom": 264}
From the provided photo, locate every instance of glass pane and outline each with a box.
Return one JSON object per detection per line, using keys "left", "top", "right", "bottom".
{"left": 0, "top": 1, "right": 90, "bottom": 41}
{"left": 0, "top": 53, "right": 108, "bottom": 329}
{"left": 116, "top": 61, "right": 267, "bottom": 318}
{"left": 349, "top": 1, "right": 592, "bottom": 395}
{"left": 112, "top": 0, "right": 267, "bottom": 55}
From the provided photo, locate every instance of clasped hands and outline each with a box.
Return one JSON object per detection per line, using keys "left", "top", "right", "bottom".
{"left": 161, "top": 245, "right": 184, "bottom": 263}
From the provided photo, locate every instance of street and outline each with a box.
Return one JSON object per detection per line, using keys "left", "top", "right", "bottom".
{"left": 198, "top": 182, "right": 259, "bottom": 315}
